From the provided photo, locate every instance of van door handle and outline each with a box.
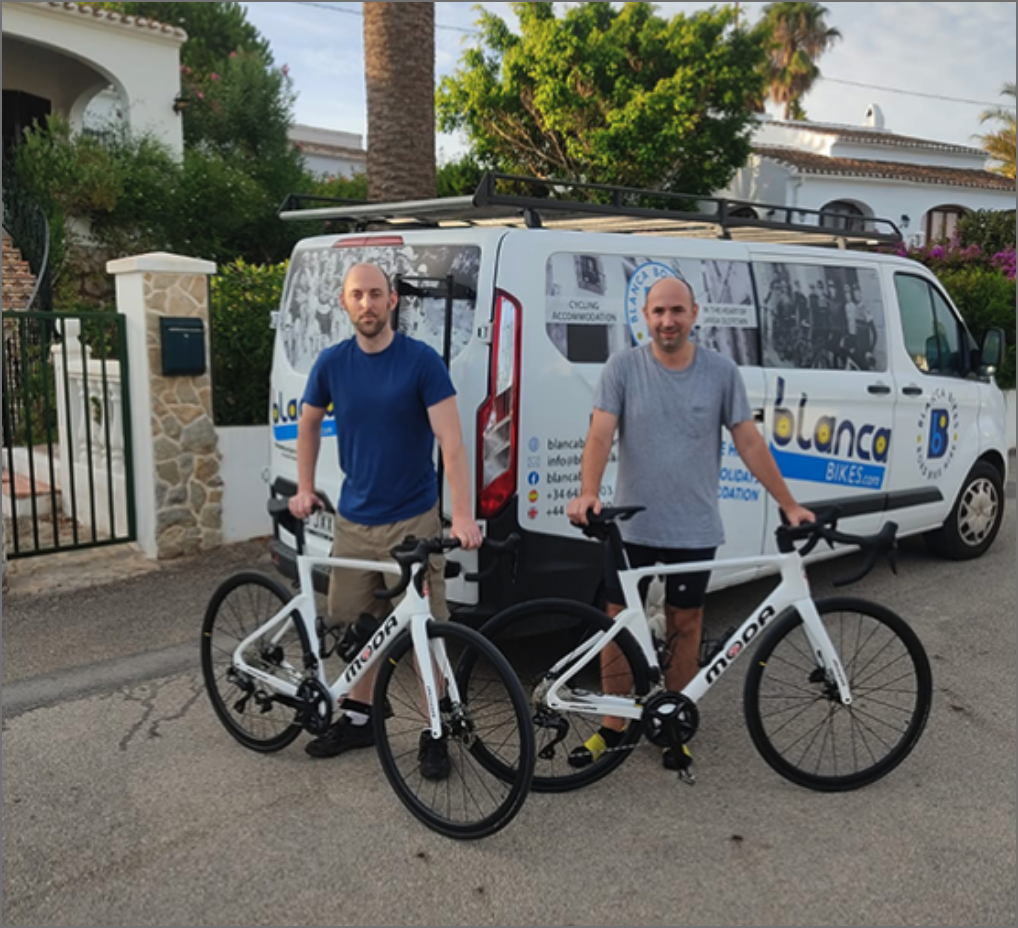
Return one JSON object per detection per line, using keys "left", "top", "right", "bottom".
{"left": 902, "top": 385, "right": 924, "bottom": 397}
{"left": 867, "top": 383, "right": 892, "bottom": 395}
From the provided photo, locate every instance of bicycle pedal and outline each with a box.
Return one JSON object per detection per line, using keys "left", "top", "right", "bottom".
{"left": 676, "top": 768, "right": 696, "bottom": 786}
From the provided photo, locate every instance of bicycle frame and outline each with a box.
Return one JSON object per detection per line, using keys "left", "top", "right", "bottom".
{"left": 542, "top": 548, "right": 852, "bottom": 721}
{"left": 230, "top": 553, "right": 451, "bottom": 739}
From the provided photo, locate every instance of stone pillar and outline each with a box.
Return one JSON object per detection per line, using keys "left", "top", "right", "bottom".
{"left": 107, "top": 253, "right": 222, "bottom": 559}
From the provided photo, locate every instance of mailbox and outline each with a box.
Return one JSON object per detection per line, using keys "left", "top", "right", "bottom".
{"left": 160, "top": 317, "right": 206, "bottom": 377}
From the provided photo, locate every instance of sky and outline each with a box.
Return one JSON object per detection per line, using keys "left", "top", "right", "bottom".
{"left": 240, "top": 1, "right": 1017, "bottom": 163}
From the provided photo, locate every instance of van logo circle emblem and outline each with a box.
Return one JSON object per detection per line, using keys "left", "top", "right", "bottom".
{"left": 915, "top": 388, "right": 959, "bottom": 482}
{"left": 626, "top": 262, "right": 680, "bottom": 346}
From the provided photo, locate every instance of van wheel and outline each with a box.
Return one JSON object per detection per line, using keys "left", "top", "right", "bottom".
{"left": 925, "top": 461, "right": 1005, "bottom": 560}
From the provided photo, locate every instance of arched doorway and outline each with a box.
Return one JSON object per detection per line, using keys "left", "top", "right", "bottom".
{"left": 2, "top": 90, "right": 51, "bottom": 161}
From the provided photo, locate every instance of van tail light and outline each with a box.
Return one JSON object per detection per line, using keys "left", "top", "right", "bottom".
{"left": 477, "top": 290, "right": 522, "bottom": 520}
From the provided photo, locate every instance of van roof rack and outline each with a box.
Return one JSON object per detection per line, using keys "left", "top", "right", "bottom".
{"left": 278, "top": 172, "right": 903, "bottom": 248}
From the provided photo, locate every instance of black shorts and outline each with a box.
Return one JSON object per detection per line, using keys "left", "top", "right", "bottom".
{"left": 604, "top": 542, "right": 717, "bottom": 610}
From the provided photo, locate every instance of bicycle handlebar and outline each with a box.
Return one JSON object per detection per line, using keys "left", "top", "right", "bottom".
{"left": 776, "top": 508, "right": 899, "bottom": 587}
{"left": 375, "top": 532, "right": 521, "bottom": 601}
{"left": 267, "top": 498, "right": 520, "bottom": 601}
{"left": 574, "top": 503, "right": 897, "bottom": 588}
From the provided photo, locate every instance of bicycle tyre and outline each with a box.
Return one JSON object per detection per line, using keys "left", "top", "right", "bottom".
{"left": 469, "top": 599, "right": 651, "bottom": 793}
{"left": 201, "top": 571, "right": 309, "bottom": 753}
{"left": 372, "top": 622, "right": 535, "bottom": 840}
{"left": 743, "top": 596, "right": 932, "bottom": 791}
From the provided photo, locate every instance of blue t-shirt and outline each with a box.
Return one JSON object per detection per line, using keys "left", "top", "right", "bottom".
{"left": 302, "top": 333, "right": 455, "bottom": 525}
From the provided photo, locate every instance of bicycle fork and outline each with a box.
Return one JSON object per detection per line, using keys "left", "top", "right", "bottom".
{"left": 795, "top": 599, "right": 853, "bottom": 706}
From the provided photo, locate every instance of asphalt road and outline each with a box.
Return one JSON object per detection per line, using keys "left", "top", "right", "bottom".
{"left": 2, "top": 476, "right": 1015, "bottom": 927}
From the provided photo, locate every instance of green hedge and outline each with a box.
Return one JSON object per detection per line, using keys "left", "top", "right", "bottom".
{"left": 937, "top": 267, "right": 1016, "bottom": 390}
{"left": 210, "top": 259, "right": 287, "bottom": 426}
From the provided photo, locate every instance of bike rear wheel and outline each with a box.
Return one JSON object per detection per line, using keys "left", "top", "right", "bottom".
{"left": 468, "top": 599, "right": 651, "bottom": 793}
{"left": 201, "top": 571, "right": 309, "bottom": 752}
{"left": 744, "top": 597, "right": 932, "bottom": 791}
{"left": 373, "top": 622, "right": 535, "bottom": 840}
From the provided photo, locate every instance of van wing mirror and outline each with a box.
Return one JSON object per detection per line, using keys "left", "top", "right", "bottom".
{"left": 979, "top": 327, "right": 1005, "bottom": 378}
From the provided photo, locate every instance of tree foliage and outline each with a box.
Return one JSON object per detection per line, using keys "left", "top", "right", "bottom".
{"left": 437, "top": 1, "right": 766, "bottom": 195}
{"left": 976, "top": 82, "right": 1016, "bottom": 179}
{"left": 756, "top": 2, "right": 841, "bottom": 121}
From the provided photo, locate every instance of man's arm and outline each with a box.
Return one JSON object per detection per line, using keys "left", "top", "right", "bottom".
{"left": 428, "top": 396, "right": 483, "bottom": 549}
{"left": 566, "top": 408, "right": 619, "bottom": 526}
{"left": 289, "top": 403, "right": 327, "bottom": 519}
{"left": 730, "top": 420, "right": 814, "bottom": 527}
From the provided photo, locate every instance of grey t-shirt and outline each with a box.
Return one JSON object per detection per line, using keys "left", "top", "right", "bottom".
{"left": 593, "top": 343, "right": 753, "bottom": 548}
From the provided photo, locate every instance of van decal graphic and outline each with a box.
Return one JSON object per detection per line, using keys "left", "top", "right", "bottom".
{"left": 625, "top": 262, "right": 679, "bottom": 345}
{"left": 916, "top": 388, "right": 959, "bottom": 481}
{"left": 770, "top": 377, "right": 890, "bottom": 490}
{"left": 272, "top": 395, "right": 335, "bottom": 442}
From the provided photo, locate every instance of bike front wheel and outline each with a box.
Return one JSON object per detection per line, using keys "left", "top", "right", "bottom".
{"left": 744, "top": 597, "right": 932, "bottom": 791}
{"left": 373, "top": 622, "right": 535, "bottom": 840}
{"left": 201, "top": 571, "right": 309, "bottom": 752}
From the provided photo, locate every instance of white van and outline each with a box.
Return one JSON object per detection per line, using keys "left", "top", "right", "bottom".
{"left": 267, "top": 177, "right": 1008, "bottom": 622}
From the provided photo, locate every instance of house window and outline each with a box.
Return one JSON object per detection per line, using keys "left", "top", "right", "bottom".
{"left": 925, "top": 206, "right": 968, "bottom": 243}
{"left": 819, "top": 200, "right": 866, "bottom": 233}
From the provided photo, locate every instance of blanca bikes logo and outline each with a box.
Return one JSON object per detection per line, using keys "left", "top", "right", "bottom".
{"left": 916, "top": 388, "right": 959, "bottom": 482}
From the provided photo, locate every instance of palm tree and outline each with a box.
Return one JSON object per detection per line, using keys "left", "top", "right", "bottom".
{"left": 976, "top": 82, "right": 1016, "bottom": 180}
{"left": 363, "top": 2, "right": 437, "bottom": 201}
{"left": 757, "top": 2, "right": 842, "bottom": 121}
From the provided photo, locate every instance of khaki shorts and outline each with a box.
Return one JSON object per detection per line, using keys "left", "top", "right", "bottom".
{"left": 327, "top": 504, "right": 448, "bottom": 624}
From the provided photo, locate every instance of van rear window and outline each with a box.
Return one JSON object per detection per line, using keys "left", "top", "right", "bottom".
{"left": 278, "top": 243, "right": 480, "bottom": 374}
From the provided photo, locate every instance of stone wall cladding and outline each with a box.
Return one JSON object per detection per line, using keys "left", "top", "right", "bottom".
{"left": 144, "top": 272, "right": 223, "bottom": 558}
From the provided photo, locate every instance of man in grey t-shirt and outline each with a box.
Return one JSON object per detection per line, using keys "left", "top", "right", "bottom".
{"left": 566, "top": 275, "right": 813, "bottom": 771}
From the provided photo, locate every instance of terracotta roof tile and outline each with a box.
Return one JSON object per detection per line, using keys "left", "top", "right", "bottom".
{"left": 40, "top": 2, "right": 188, "bottom": 41}
{"left": 754, "top": 146, "right": 1016, "bottom": 193}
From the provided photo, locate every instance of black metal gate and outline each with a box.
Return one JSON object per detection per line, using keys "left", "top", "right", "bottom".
{"left": 2, "top": 310, "right": 136, "bottom": 558}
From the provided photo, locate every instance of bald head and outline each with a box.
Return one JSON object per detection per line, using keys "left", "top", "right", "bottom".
{"left": 645, "top": 275, "right": 696, "bottom": 311}
{"left": 343, "top": 262, "right": 392, "bottom": 299}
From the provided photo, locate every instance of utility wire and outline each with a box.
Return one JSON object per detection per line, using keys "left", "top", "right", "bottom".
{"left": 291, "top": 2, "right": 1015, "bottom": 111}
{"left": 293, "top": 1, "right": 476, "bottom": 34}
{"left": 820, "top": 76, "right": 1016, "bottom": 111}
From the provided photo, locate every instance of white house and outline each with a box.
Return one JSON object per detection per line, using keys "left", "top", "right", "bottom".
{"left": 2, "top": 1, "right": 186, "bottom": 159}
{"left": 289, "top": 123, "right": 366, "bottom": 180}
{"left": 722, "top": 105, "right": 1015, "bottom": 247}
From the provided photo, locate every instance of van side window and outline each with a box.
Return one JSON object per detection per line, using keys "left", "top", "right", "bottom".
{"left": 545, "top": 252, "right": 760, "bottom": 366}
{"left": 756, "top": 262, "right": 887, "bottom": 372}
{"left": 895, "top": 274, "right": 966, "bottom": 377}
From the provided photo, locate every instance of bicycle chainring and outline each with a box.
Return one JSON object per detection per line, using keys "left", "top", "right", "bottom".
{"left": 643, "top": 692, "right": 699, "bottom": 748}
{"left": 296, "top": 679, "right": 333, "bottom": 735}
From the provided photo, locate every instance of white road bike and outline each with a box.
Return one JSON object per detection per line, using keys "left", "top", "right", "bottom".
{"left": 201, "top": 500, "right": 534, "bottom": 839}
{"left": 463, "top": 499, "right": 933, "bottom": 794}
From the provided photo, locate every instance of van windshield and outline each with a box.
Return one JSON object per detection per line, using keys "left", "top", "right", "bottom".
{"left": 277, "top": 242, "right": 481, "bottom": 374}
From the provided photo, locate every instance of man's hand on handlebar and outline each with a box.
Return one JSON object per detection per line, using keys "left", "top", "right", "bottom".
{"left": 781, "top": 502, "right": 815, "bottom": 528}
{"left": 450, "top": 516, "right": 483, "bottom": 550}
{"left": 566, "top": 493, "right": 602, "bottom": 526}
{"left": 288, "top": 490, "right": 324, "bottom": 520}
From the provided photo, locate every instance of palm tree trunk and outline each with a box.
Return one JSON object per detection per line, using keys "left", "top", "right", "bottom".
{"left": 363, "top": 2, "right": 437, "bottom": 202}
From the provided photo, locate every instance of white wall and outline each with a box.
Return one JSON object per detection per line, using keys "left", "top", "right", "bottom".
{"left": 219, "top": 426, "right": 272, "bottom": 543}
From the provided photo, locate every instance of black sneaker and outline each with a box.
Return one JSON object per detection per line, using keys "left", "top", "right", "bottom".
{"left": 305, "top": 716, "right": 375, "bottom": 759}
{"left": 418, "top": 731, "right": 451, "bottom": 781}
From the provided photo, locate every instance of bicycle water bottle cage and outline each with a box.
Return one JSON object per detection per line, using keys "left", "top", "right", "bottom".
{"left": 338, "top": 613, "right": 382, "bottom": 663}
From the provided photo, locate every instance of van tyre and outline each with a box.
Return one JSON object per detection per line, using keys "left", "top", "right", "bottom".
{"left": 925, "top": 461, "right": 1005, "bottom": 560}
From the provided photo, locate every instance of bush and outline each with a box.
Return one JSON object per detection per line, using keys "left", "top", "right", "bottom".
{"left": 210, "top": 259, "right": 287, "bottom": 425}
{"left": 958, "top": 209, "right": 1016, "bottom": 255}
{"left": 935, "top": 268, "right": 1016, "bottom": 390}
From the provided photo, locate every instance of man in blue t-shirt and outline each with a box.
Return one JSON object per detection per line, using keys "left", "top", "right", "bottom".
{"left": 289, "top": 262, "right": 482, "bottom": 768}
